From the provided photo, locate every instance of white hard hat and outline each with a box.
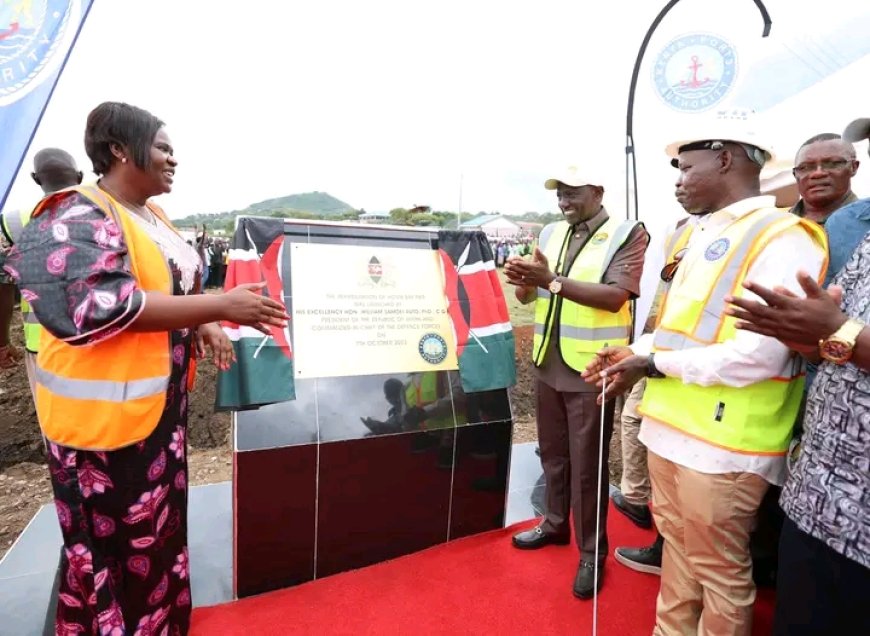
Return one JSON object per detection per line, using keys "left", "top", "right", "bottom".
{"left": 544, "top": 166, "right": 605, "bottom": 190}
{"left": 665, "top": 109, "right": 775, "bottom": 167}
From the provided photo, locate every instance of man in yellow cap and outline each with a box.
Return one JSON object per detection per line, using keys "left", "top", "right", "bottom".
{"left": 584, "top": 118, "right": 828, "bottom": 634}
{"left": 505, "top": 166, "right": 649, "bottom": 599}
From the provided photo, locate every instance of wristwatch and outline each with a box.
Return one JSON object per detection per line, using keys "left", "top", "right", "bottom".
{"left": 548, "top": 276, "right": 563, "bottom": 295}
{"left": 646, "top": 354, "right": 666, "bottom": 378}
{"left": 819, "top": 318, "right": 865, "bottom": 364}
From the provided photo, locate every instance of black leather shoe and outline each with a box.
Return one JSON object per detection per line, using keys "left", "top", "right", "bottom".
{"left": 511, "top": 525, "right": 570, "bottom": 550}
{"left": 573, "top": 560, "right": 605, "bottom": 599}
{"left": 614, "top": 534, "right": 663, "bottom": 575}
{"left": 611, "top": 490, "right": 653, "bottom": 529}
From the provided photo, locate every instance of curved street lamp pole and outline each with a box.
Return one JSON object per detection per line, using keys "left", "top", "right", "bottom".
{"left": 624, "top": 0, "right": 773, "bottom": 221}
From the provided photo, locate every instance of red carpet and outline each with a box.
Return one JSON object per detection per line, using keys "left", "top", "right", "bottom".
{"left": 192, "top": 504, "right": 774, "bottom": 635}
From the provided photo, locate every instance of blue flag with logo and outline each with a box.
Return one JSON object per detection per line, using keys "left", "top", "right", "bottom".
{"left": 0, "top": 0, "right": 95, "bottom": 211}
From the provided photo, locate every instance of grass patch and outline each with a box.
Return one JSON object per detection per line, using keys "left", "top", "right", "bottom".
{"left": 497, "top": 268, "right": 535, "bottom": 327}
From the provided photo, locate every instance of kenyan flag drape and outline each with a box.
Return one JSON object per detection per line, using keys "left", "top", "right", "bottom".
{"left": 437, "top": 230, "right": 516, "bottom": 393}
{"left": 215, "top": 217, "right": 295, "bottom": 410}
{"left": 216, "top": 222, "right": 515, "bottom": 410}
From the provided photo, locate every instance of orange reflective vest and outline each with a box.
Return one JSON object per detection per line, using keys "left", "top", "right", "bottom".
{"left": 33, "top": 185, "right": 191, "bottom": 450}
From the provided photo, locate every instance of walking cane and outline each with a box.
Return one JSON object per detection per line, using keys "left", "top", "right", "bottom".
{"left": 592, "top": 369, "right": 608, "bottom": 636}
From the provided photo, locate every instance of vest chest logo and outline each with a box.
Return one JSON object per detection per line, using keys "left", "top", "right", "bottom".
{"left": 419, "top": 333, "right": 447, "bottom": 364}
{"left": 590, "top": 232, "right": 608, "bottom": 245}
{"left": 705, "top": 237, "right": 730, "bottom": 261}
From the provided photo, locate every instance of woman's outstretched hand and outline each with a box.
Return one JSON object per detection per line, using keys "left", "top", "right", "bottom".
{"left": 222, "top": 282, "right": 289, "bottom": 335}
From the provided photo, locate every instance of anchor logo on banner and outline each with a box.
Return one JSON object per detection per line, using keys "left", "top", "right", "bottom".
{"left": 653, "top": 32, "right": 738, "bottom": 113}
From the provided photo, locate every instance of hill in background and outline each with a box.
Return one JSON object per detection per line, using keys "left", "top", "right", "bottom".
{"left": 175, "top": 190, "right": 559, "bottom": 234}
{"left": 175, "top": 191, "right": 355, "bottom": 231}
{"left": 245, "top": 191, "right": 353, "bottom": 216}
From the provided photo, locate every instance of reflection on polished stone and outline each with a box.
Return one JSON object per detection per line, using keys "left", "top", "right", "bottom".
{"left": 316, "top": 431, "right": 454, "bottom": 578}
{"left": 235, "top": 445, "right": 317, "bottom": 598}
{"left": 235, "top": 379, "right": 319, "bottom": 451}
{"left": 318, "top": 372, "right": 460, "bottom": 442}
{"left": 460, "top": 387, "right": 513, "bottom": 425}
{"left": 449, "top": 420, "right": 513, "bottom": 540}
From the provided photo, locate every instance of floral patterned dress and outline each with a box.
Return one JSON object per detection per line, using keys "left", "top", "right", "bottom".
{"left": 4, "top": 192, "right": 202, "bottom": 636}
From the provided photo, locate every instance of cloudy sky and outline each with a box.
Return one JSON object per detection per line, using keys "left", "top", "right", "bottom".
{"left": 5, "top": 0, "right": 870, "bottom": 227}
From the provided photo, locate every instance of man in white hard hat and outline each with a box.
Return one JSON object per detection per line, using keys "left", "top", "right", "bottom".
{"left": 824, "top": 117, "right": 870, "bottom": 283}
{"left": 583, "top": 115, "right": 828, "bottom": 635}
{"left": 505, "top": 166, "right": 649, "bottom": 599}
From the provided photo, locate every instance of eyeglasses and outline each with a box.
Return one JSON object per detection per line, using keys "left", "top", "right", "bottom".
{"left": 660, "top": 247, "right": 688, "bottom": 282}
{"left": 792, "top": 159, "right": 851, "bottom": 179}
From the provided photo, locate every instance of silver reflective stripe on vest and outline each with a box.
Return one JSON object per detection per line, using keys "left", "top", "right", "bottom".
{"left": 653, "top": 209, "right": 787, "bottom": 350}
{"left": 35, "top": 367, "right": 168, "bottom": 402}
{"left": 560, "top": 324, "right": 631, "bottom": 341}
{"left": 599, "top": 220, "right": 643, "bottom": 280}
{"left": 653, "top": 327, "right": 699, "bottom": 350}
{"left": 537, "top": 288, "right": 550, "bottom": 300}
{"left": 23, "top": 311, "right": 39, "bottom": 324}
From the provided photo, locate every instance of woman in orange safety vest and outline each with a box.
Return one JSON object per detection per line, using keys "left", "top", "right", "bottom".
{"left": 4, "top": 102, "right": 287, "bottom": 636}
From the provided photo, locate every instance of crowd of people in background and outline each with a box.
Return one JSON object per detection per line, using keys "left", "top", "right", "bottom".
{"left": 185, "top": 230, "right": 229, "bottom": 288}
{"left": 491, "top": 237, "right": 535, "bottom": 267}
{"left": 0, "top": 98, "right": 868, "bottom": 636}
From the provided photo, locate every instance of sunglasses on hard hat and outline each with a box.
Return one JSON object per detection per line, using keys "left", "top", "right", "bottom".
{"left": 660, "top": 247, "right": 688, "bottom": 283}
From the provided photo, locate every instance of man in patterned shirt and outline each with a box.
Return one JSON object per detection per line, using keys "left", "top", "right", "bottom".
{"left": 728, "top": 234, "right": 870, "bottom": 635}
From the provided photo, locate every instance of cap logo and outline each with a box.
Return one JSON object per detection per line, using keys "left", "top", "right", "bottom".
{"left": 653, "top": 33, "right": 738, "bottom": 113}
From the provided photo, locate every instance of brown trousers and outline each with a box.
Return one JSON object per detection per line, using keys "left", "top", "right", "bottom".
{"left": 649, "top": 451, "right": 769, "bottom": 636}
{"left": 536, "top": 380, "right": 615, "bottom": 563}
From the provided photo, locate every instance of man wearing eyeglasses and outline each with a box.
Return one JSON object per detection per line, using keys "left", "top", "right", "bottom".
{"left": 583, "top": 115, "right": 828, "bottom": 635}
{"left": 789, "top": 133, "right": 859, "bottom": 225}
{"left": 755, "top": 131, "right": 864, "bottom": 588}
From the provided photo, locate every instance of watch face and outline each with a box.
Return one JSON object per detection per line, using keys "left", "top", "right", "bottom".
{"left": 549, "top": 279, "right": 562, "bottom": 294}
{"left": 821, "top": 339, "right": 852, "bottom": 363}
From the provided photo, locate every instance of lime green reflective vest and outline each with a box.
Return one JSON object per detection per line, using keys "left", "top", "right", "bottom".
{"left": 405, "top": 373, "right": 463, "bottom": 430}
{"left": 639, "top": 208, "right": 828, "bottom": 455}
{"left": 532, "top": 217, "right": 640, "bottom": 372}
{"left": 2, "top": 205, "right": 40, "bottom": 353}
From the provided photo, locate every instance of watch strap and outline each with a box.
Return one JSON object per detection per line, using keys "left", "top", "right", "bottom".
{"left": 647, "top": 354, "right": 666, "bottom": 379}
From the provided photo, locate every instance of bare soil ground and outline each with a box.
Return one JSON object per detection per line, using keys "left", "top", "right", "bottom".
{"left": 0, "top": 286, "right": 623, "bottom": 560}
